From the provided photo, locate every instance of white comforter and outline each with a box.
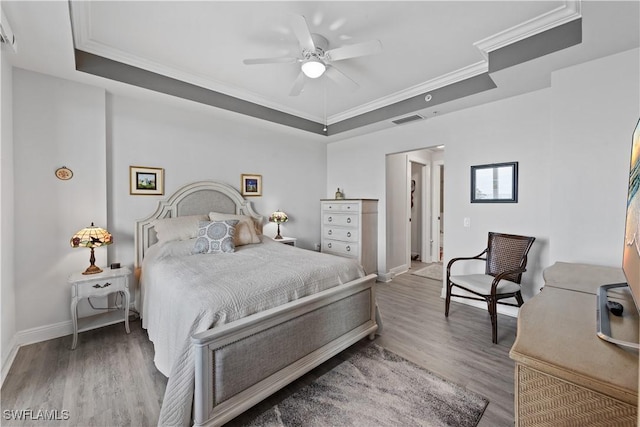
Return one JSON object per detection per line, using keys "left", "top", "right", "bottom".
{"left": 140, "top": 237, "right": 365, "bottom": 426}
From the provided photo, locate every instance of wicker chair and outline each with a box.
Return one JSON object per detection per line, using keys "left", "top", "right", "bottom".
{"left": 445, "top": 232, "right": 535, "bottom": 344}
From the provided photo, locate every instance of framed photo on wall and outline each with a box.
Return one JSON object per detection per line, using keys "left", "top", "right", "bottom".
{"left": 130, "top": 166, "right": 164, "bottom": 195}
{"left": 241, "top": 174, "right": 262, "bottom": 197}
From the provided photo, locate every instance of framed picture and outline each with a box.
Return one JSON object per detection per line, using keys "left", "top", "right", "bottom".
{"left": 130, "top": 166, "right": 164, "bottom": 195}
{"left": 471, "top": 162, "right": 518, "bottom": 203}
{"left": 241, "top": 174, "right": 262, "bottom": 197}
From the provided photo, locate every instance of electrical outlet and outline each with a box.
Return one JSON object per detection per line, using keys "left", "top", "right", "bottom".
{"left": 463, "top": 217, "right": 471, "bottom": 228}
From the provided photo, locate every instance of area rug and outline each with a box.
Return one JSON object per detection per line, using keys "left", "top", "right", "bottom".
{"left": 239, "top": 344, "right": 488, "bottom": 427}
{"left": 412, "top": 263, "right": 444, "bottom": 281}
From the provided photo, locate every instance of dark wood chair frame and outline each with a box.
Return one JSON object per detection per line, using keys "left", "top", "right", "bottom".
{"left": 445, "top": 232, "right": 535, "bottom": 344}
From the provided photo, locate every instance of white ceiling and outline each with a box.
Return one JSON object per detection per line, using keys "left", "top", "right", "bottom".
{"left": 2, "top": 1, "right": 639, "bottom": 139}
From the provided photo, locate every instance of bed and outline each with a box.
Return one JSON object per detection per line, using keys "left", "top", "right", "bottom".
{"left": 134, "top": 181, "right": 379, "bottom": 426}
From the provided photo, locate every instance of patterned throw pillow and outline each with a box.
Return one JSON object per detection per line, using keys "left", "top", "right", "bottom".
{"left": 192, "top": 220, "right": 239, "bottom": 254}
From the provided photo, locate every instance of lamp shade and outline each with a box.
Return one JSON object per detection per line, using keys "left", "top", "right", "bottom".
{"left": 70, "top": 223, "right": 113, "bottom": 274}
{"left": 70, "top": 223, "right": 113, "bottom": 248}
{"left": 301, "top": 59, "right": 326, "bottom": 78}
{"left": 269, "top": 211, "right": 288, "bottom": 240}
{"left": 269, "top": 211, "right": 288, "bottom": 224}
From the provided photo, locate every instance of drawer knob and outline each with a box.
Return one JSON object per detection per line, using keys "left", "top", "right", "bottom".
{"left": 328, "top": 243, "right": 332, "bottom": 248}
{"left": 328, "top": 216, "right": 333, "bottom": 222}
{"left": 347, "top": 232, "right": 351, "bottom": 237}
{"left": 346, "top": 245, "right": 351, "bottom": 252}
{"left": 92, "top": 282, "right": 111, "bottom": 289}
{"left": 347, "top": 217, "right": 351, "bottom": 223}
{"left": 328, "top": 230, "right": 332, "bottom": 235}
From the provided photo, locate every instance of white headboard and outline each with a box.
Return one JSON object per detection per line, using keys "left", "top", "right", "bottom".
{"left": 134, "top": 181, "right": 263, "bottom": 267}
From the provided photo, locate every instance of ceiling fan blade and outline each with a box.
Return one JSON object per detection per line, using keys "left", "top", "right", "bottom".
{"left": 290, "top": 15, "right": 316, "bottom": 52}
{"left": 289, "top": 71, "right": 306, "bottom": 96}
{"left": 324, "top": 66, "right": 359, "bottom": 92}
{"left": 243, "top": 57, "right": 298, "bottom": 65}
{"left": 326, "top": 39, "right": 382, "bottom": 61}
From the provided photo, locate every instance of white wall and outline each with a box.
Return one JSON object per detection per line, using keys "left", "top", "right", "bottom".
{"left": 328, "top": 48, "right": 640, "bottom": 314}
{"left": 549, "top": 48, "right": 640, "bottom": 265}
{"left": 8, "top": 69, "right": 328, "bottom": 344}
{"left": 443, "top": 89, "right": 551, "bottom": 307}
{"left": 5, "top": 44, "right": 639, "bottom": 354}
{"left": 385, "top": 152, "right": 409, "bottom": 275}
{"left": 12, "top": 69, "right": 107, "bottom": 338}
{"left": 1, "top": 38, "right": 16, "bottom": 381}
{"left": 106, "top": 93, "right": 327, "bottom": 274}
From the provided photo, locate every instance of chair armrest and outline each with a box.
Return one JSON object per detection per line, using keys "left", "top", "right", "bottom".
{"left": 446, "top": 249, "right": 487, "bottom": 278}
{"left": 490, "top": 267, "right": 527, "bottom": 292}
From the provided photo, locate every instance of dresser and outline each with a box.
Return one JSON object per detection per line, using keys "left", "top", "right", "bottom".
{"left": 320, "top": 199, "right": 378, "bottom": 275}
{"left": 510, "top": 262, "right": 638, "bottom": 426}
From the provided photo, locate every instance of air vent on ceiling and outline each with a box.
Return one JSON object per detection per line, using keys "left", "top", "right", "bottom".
{"left": 392, "top": 114, "right": 424, "bottom": 125}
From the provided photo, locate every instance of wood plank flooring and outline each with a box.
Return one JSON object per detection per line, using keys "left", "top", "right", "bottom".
{"left": 1, "top": 263, "right": 516, "bottom": 426}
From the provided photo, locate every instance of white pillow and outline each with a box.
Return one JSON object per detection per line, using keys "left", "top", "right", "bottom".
{"left": 192, "top": 220, "right": 238, "bottom": 254}
{"left": 208, "top": 212, "right": 261, "bottom": 245}
{"left": 152, "top": 215, "right": 209, "bottom": 242}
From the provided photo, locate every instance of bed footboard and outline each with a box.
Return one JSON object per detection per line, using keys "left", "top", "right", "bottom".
{"left": 191, "top": 274, "right": 378, "bottom": 426}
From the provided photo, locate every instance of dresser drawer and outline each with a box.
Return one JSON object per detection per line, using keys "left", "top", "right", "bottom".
{"left": 73, "top": 276, "right": 126, "bottom": 299}
{"left": 323, "top": 213, "right": 359, "bottom": 227}
{"left": 323, "top": 240, "right": 359, "bottom": 257}
{"left": 323, "top": 227, "right": 358, "bottom": 242}
{"left": 321, "top": 202, "right": 360, "bottom": 212}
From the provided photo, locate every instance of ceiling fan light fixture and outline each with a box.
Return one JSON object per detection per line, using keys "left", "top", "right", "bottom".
{"left": 301, "top": 59, "right": 326, "bottom": 78}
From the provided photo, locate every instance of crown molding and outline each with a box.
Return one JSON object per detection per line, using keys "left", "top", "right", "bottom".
{"left": 69, "top": 2, "right": 322, "bottom": 123}
{"left": 70, "top": 1, "right": 582, "bottom": 128}
{"left": 328, "top": 61, "right": 488, "bottom": 124}
{"left": 473, "top": 0, "right": 581, "bottom": 58}
{"left": 328, "top": 1, "right": 581, "bottom": 124}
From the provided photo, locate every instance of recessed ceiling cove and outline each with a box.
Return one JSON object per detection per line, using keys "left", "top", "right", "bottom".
{"left": 70, "top": 1, "right": 582, "bottom": 136}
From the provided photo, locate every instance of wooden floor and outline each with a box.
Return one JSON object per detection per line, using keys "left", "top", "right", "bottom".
{"left": 1, "top": 262, "right": 516, "bottom": 426}
{"left": 375, "top": 263, "right": 517, "bottom": 427}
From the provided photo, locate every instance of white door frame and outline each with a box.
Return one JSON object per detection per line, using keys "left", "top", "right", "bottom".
{"left": 432, "top": 160, "right": 444, "bottom": 263}
{"left": 421, "top": 162, "right": 431, "bottom": 261}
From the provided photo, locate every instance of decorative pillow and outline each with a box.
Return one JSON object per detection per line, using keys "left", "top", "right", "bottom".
{"left": 192, "top": 220, "right": 239, "bottom": 254}
{"left": 208, "top": 212, "right": 261, "bottom": 245}
{"left": 152, "top": 215, "right": 209, "bottom": 242}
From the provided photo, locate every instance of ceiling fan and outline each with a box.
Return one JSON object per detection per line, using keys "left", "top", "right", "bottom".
{"left": 243, "top": 15, "right": 382, "bottom": 96}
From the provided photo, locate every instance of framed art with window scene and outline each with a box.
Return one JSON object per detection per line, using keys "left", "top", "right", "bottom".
{"left": 471, "top": 162, "right": 518, "bottom": 203}
{"left": 241, "top": 174, "right": 262, "bottom": 197}
{"left": 130, "top": 166, "right": 164, "bottom": 195}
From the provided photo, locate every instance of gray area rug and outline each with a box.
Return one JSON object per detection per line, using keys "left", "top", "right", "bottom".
{"left": 238, "top": 344, "right": 488, "bottom": 427}
{"left": 412, "top": 263, "right": 444, "bottom": 281}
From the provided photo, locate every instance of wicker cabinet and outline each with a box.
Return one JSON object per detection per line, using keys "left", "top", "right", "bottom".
{"left": 510, "top": 262, "right": 637, "bottom": 426}
{"left": 321, "top": 199, "right": 378, "bottom": 275}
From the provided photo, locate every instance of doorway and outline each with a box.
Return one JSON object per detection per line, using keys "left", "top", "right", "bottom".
{"left": 385, "top": 147, "right": 444, "bottom": 276}
{"left": 410, "top": 160, "right": 427, "bottom": 262}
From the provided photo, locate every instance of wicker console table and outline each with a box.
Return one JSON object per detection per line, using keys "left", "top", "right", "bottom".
{"left": 510, "top": 262, "right": 638, "bottom": 426}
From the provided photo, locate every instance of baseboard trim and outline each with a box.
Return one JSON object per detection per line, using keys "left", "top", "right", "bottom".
{"left": 1, "top": 336, "right": 19, "bottom": 388}
{"left": 376, "top": 271, "right": 394, "bottom": 282}
{"left": 440, "top": 290, "right": 519, "bottom": 318}
{"left": 15, "top": 320, "right": 73, "bottom": 347}
{"left": 388, "top": 264, "right": 408, "bottom": 277}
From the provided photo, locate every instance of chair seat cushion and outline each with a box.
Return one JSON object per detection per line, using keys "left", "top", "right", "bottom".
{"left": 450, "top": 274, "right": 521, "bottom": 295}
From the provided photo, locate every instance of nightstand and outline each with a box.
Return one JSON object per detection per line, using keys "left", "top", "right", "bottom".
{"left": 69, "top": 266, "right": 132, "bottom": 350}
{"left": 272, "top": 237, "right": 297, "bottom": 247}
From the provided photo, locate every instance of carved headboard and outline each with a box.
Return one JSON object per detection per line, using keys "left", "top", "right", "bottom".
{"left": 134, "top": 181, "right": 263, "bottom": 267}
